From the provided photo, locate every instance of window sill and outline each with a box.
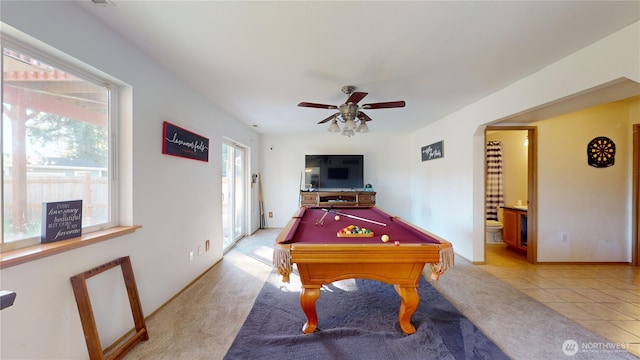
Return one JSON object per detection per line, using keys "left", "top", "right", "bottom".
{"left": 0, "top": 225, "right": 142, "bottom": 270}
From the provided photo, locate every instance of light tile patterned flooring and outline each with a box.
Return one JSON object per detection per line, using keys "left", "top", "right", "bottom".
{"left": 480, "top": 244, "right": 640, "bottom": 358}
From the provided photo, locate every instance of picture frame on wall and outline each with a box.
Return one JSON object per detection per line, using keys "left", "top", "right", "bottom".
{"left": 162, "top": 121, "right": 209, "bottom": 162}
{"left": 421, "top": 140, "right": 444, "bottom": 161}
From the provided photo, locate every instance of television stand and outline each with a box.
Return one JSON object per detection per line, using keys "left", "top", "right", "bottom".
{"left": 300, "top": 191, "right": 376, "bottom": 207}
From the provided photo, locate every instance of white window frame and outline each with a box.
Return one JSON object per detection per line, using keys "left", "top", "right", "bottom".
{"left": 1, "top": 29, "right": 120, "bottom": 252}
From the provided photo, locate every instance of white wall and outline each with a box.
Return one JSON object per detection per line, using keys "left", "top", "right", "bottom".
{"left": 411, "top": 115, "right": 478, "bottom": 259}
{"left": 1, "top": 2, "right": 260, "bottom": 359}
{"left": 411, "top": 22, "right": 639, "bottom": 262}
{"left": 261, "top": 132, "right": 413, "bottom": 227}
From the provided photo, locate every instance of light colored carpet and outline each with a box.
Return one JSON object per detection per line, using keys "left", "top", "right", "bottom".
{"left": 122, "top": 229, "right": 638, "bottom": 359}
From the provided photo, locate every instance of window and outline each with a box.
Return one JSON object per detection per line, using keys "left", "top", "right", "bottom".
{"left": 2, "top": 36, "right": 117, "bottom": 251}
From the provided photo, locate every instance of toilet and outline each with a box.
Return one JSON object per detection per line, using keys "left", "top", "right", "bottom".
{"left": 486, "top": 207, "right": 504, "bottom": 244}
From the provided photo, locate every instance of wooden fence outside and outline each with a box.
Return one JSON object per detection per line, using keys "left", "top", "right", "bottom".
{"left": 4, "top": 168, "right": 108, "bottom": 231}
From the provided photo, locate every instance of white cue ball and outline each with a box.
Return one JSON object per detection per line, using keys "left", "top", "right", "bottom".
{"left": 334, "top": 215, "right": 340, "bottom": 221}
{"left": 381, "top": 234, "right": 390, "bottom": 242}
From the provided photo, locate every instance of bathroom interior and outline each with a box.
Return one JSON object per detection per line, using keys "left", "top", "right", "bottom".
{"left": 485, "top": 130, "right": 529, "bottom": 255}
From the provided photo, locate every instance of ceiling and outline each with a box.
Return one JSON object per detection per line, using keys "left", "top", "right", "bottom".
{"left": 74, "top": 1, "right": 640, "bottom": 135}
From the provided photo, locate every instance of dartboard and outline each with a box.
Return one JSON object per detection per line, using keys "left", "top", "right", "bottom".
{"left": 587, "top": 136, "right": 615, "bottom": 168}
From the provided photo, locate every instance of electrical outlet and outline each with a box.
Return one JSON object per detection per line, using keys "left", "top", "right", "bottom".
{"left": 189, "top": 251, "right": 194, "bottom": 262}
{"left": 269, "top": 211, "right": 273, "bottom": 218}
{"left": 205, "top": 240, "right": 210, "bottom": 251}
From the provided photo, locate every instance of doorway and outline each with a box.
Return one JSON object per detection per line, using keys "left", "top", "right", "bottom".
{"left": 481, "top": 81, "right": 638, "bottom": 266}
{"left": 222, "top": 140, "right": 248, "bottom": 250}
{"left": 485, "top": 126, "right": 537, "bottom": 263}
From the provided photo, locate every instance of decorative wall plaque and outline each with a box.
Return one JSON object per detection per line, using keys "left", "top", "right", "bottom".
{"left": 162, "top": 121, "right": 209, "bottom": 162}
{"left": 41, "top": 200, "right": 83, "bottom": 243}
{"left": 587, "top": 136, "right": 615, "bottom": 168}
{"left": 421, "top": 140, "right": 444, "bottom": 161}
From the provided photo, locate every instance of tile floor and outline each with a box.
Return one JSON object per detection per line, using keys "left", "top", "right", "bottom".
{"left": 480, "top": 244, "right": 640, "bottom": 357}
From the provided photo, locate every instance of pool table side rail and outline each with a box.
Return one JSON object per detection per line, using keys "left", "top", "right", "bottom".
{"left": 273, "top": 209, "right": 304, "bottom": 283}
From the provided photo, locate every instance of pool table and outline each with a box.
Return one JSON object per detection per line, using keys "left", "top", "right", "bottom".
{"left": 273, "top": 206, "right": 454, "bottom": 335}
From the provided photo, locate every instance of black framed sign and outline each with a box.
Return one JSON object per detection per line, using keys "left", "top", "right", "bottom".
{"left": 41, "top": 200, "right": 82, "bottom": 243}
{"left": 162, "top": 121, "right": 209, "bottom": 162}
{"left": 421, "top": 140, "right": 444, "bottom": 161}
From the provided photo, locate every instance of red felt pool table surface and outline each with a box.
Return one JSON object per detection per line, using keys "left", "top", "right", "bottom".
{"left": 282, "top": 207, "right": 442, "bottom": 245}
{"left": 273, "top": 206, "right": 454, "bottom": 335}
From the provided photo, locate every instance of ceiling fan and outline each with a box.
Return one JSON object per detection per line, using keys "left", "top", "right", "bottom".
{"left": 298, "top": 85, "right": 406, "bottom": 137}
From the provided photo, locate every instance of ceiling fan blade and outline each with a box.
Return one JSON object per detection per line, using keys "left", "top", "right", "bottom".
{"left": 298, "top": 102, "right": 338, "bottom": 109}
{"left": 357, "top": 112, "right": 372, "bottom": 122}
{"left": 362, "top": 100, "right": 406, "bottom": 109}
{"left": 346, "top": 92, "right": 368, "bottom": 104}
{"left": 318, "top": 113, "right": 340, "bottom": 124}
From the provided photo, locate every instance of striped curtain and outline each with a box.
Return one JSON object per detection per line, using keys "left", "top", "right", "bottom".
{"left": 486, "top": 141, "right": 504, "bottom": 220}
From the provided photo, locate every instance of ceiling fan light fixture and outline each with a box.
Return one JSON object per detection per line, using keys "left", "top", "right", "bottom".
{"left": 342, "top": 128, "right": 355, "bottom": 137}
{"left": 327, "top": 119, "right": 341, "bottom": 132}
{"left": 300, "top": 85, "right": 406, "bottom": 138}
{"left": 344, "top": 118, "right": 356, "bottom": 131}
{"left": 356, "top": 122, "right": 369, "bottom": 133}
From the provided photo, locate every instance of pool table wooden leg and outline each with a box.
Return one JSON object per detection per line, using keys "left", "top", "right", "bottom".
{"left": 394, "top": 285, "right": 419, "bottom": 335}
{"left": 300, "top": 285, "right": 321, "bottom": 334}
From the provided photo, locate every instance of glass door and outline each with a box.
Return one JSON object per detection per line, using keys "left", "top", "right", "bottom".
{"left": 222, "top": 141, "right": 247, "bottom": 250}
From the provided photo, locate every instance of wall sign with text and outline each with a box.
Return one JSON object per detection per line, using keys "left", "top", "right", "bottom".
{"left": 421, "top": 140, "right": 444, "bottom": 161}
{"left": 41, "top": 200, "right": 82, "bottom": 243}
{"left": 162, "top": 121, "right": 209, "bottom": 162}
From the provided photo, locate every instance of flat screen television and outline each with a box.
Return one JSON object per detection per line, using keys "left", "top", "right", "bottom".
{"left": 304, "top": 154, "right": 364, "bottom": 190}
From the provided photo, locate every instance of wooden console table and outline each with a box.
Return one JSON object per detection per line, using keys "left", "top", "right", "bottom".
{"left": 300, "top": 191, "right": 376, "bottom": 207}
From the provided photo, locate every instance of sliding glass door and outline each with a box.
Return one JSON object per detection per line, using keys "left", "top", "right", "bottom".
{"left": 222, "top": 140, "right": 247, "bottom": 250}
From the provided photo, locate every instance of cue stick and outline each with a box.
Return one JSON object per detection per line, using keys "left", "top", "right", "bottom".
{"left": 315, "top": 210, "right": 329, "bottom": 226}
{"left": 258, "top": 172, "right": 266, "bottom": 229}
{"left": 315, "top": 206, "right": 332, "bottom": 226}
{"left": 323, "top": 209, "right": 387, "bottom": 227}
